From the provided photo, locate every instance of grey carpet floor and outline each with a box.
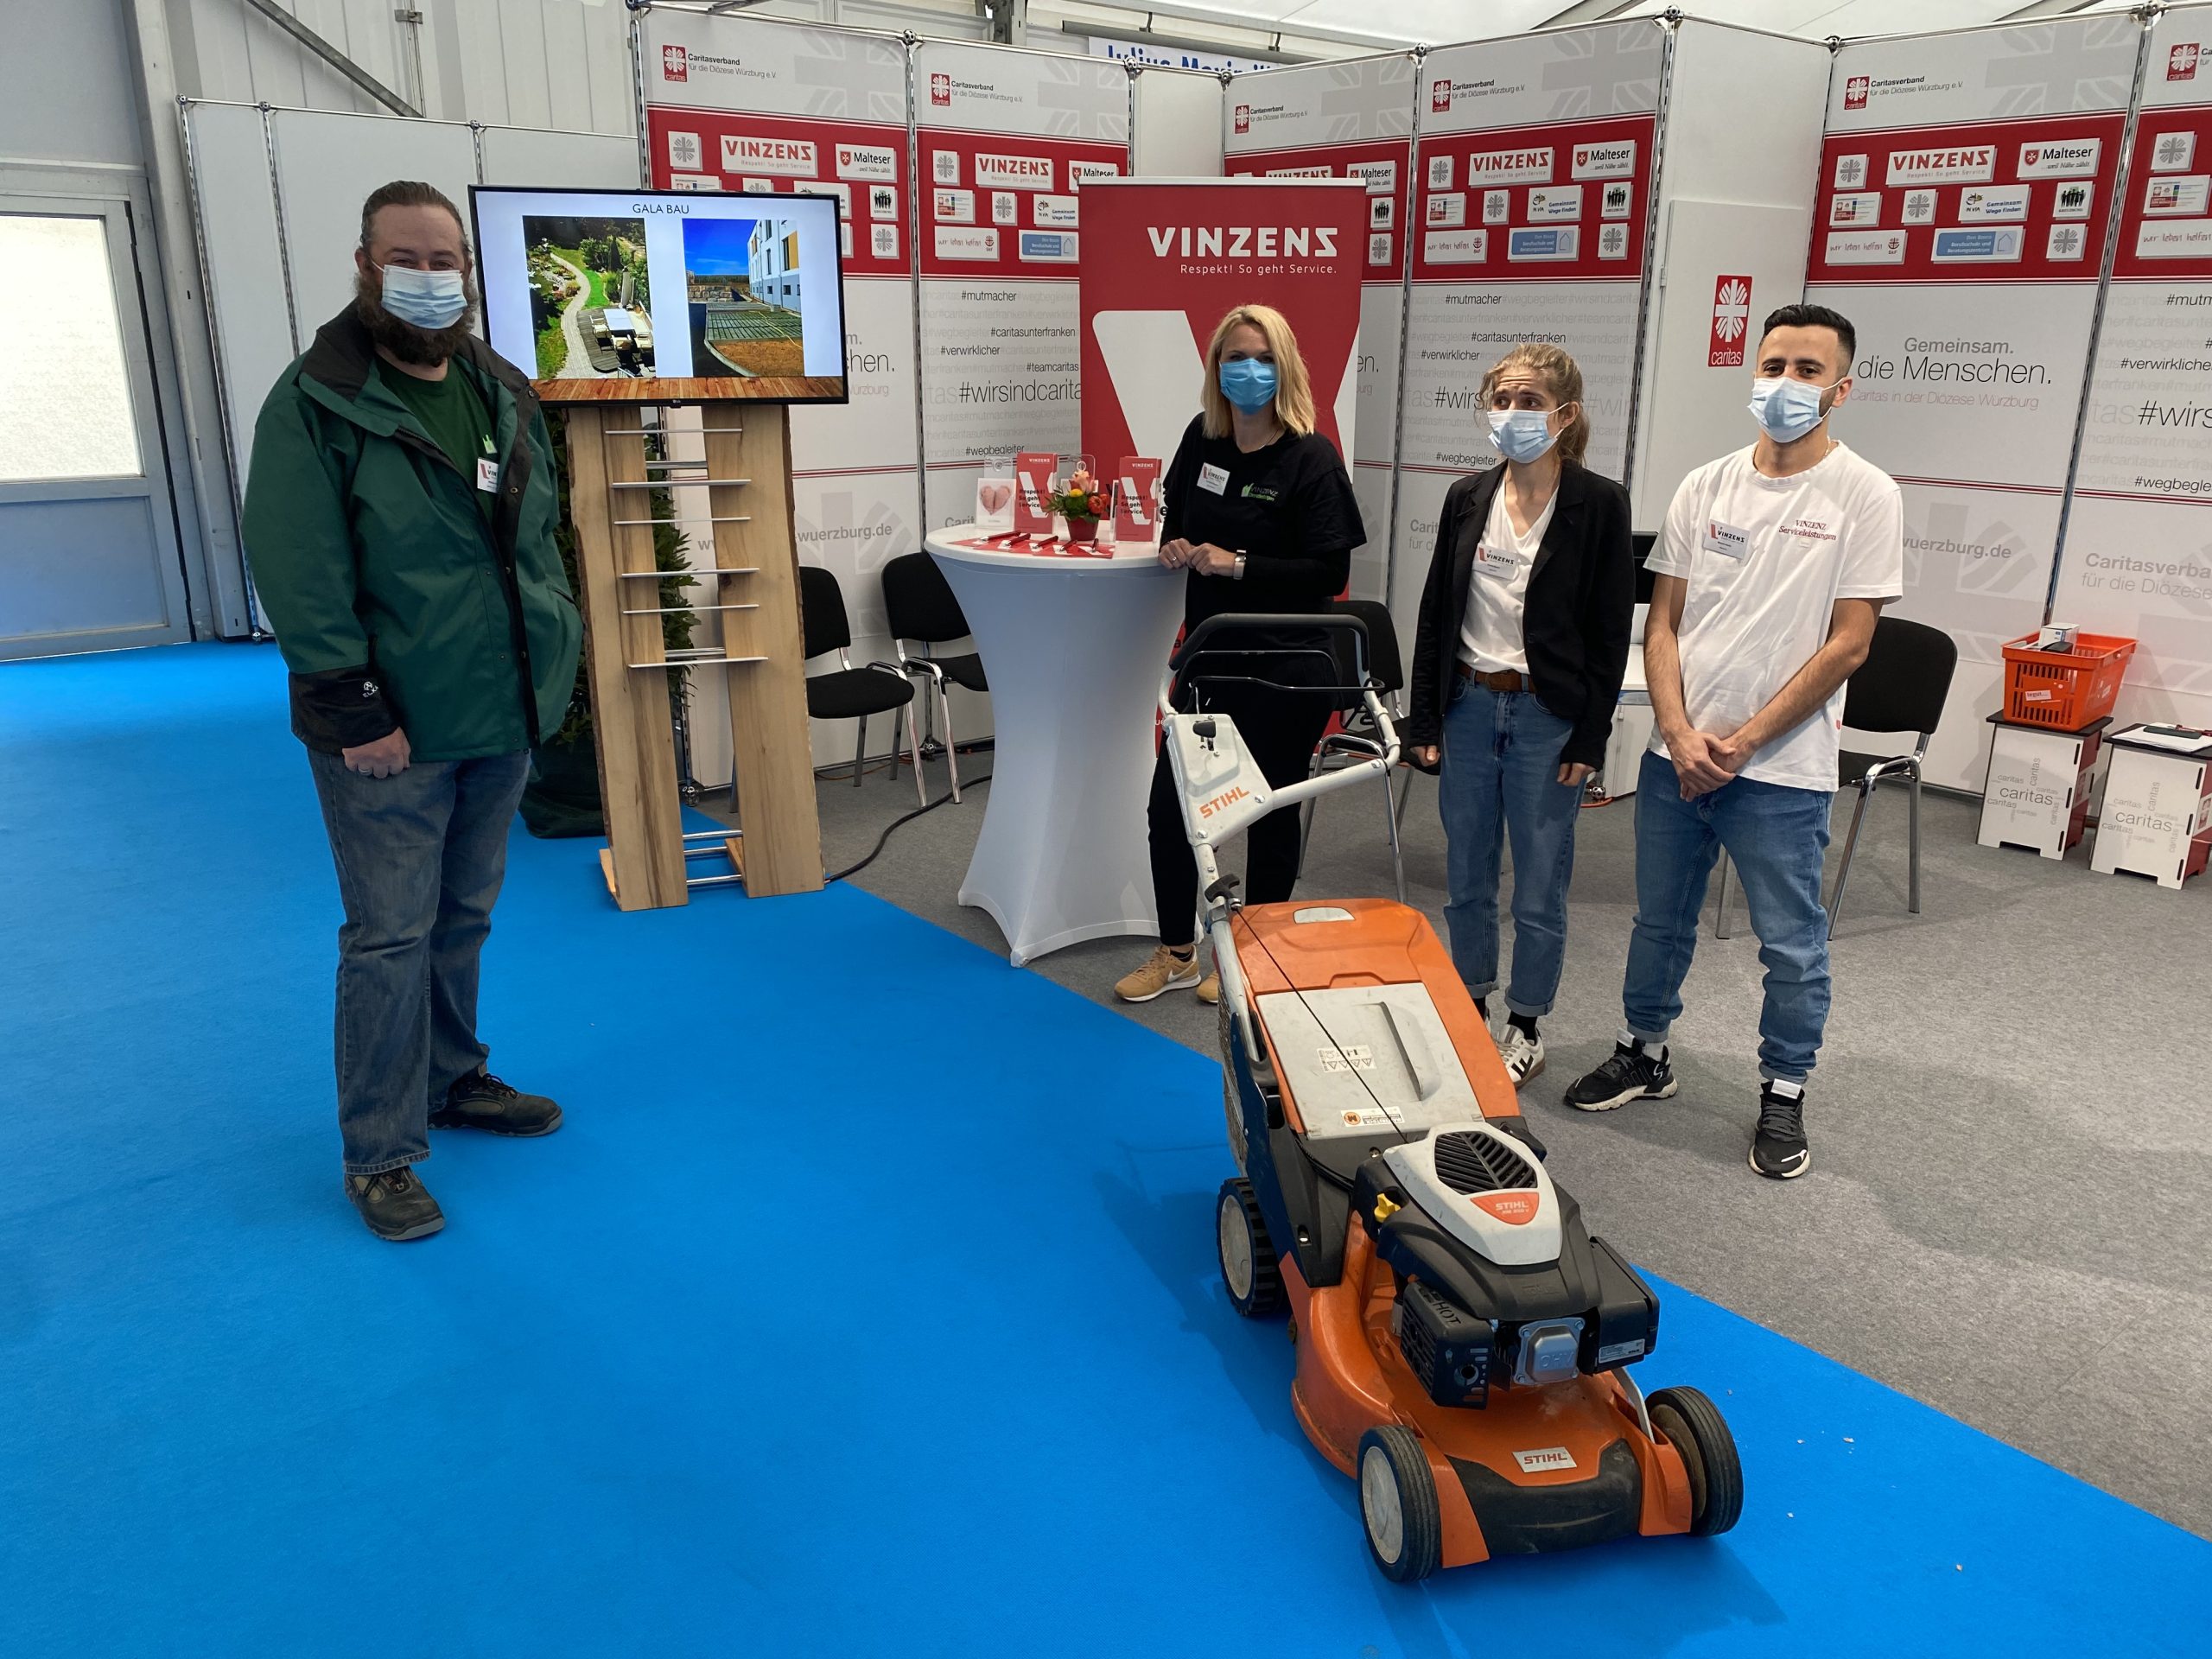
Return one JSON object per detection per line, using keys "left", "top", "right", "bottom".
{"left": 727, "top": 748, "right": 2212, "bottom": 1537}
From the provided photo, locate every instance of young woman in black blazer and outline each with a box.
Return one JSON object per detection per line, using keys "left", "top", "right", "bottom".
{"left": 1404, "top": 343, "right": 1634, "bottom": 1085}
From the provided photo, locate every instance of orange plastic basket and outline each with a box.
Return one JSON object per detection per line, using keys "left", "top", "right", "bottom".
{"left": 2000, "top": 632, "right": 2135, "bottom": 729}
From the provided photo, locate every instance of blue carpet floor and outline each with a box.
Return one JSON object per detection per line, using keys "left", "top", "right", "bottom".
{"left": 2, "top": 643, "right": 2206, "bottom": 1657}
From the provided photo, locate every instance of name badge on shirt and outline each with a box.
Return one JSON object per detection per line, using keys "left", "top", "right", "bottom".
{"left": 1198, "top": 462, "right": 1230, "bottom": 496}
{"left": 1702, "top": 518, "right": 1749, "bottom": 560}
{"left": 476, "top": 456, "right": 501, "bottom": 494}
{"left": 1473, "top": 543, "right": 1518, "bottom": 581}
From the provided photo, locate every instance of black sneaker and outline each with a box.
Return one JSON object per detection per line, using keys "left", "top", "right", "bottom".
{"left": 1750, "top": 1084, "right": 1811, "bottom": 1179}
{"left": 1563, "top": 1038, "right": 1677, "bottom": 1112}
{"left": 430, "top": 1071, "right": 564, "bottom": 1137}
{"left": 345, "top": 1167, "right": 445, "bottom": 1241}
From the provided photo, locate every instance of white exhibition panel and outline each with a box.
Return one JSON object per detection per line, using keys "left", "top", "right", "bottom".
{"left": 1132, "top": 66, "right": 1227, "bottom": 177}
{"left": 269, "top": 110, "right": 480, "bottom": 346}
{"left": 2049, "top": 2, "right": 2212, "bottom": 737}
{"left": 477, "top": 126, "right": 642, "bottom": 191}
{"left": 1804, "top": 13, "right": 2144, "bottom": 789}
{"left": 1626, "top": 20, "right": 1830, "bottom": 529}
{"left": 182, "top": 103, "right": 293, "bottom": 496}
{"left": 1224, "top": 52, "right": 1417, "bottom": 607}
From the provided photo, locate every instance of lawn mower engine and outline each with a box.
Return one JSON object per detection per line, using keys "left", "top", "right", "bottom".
{"left": 1352, "top": 1122, "right": 1662, "bottom": 1412}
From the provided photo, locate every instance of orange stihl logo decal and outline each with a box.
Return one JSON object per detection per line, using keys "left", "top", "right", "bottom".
{"left": 1198, "top": 785, "right": 1253, "bottom": 819}
{"left": 1471, "top": 1192, "right": 1539, "bottom": 1225}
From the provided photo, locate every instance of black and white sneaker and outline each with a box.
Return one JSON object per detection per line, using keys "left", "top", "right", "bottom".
{"left": 1750, "top": 1084, "right": 1811, "bottom": 1179}
{"left": 1563, "top": 1036, "right": 1676, "bottom": 1113}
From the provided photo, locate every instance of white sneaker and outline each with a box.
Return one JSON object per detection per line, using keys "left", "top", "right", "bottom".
{"left": 1497, "top": 1022, "right": 1546, "bottom": 1087}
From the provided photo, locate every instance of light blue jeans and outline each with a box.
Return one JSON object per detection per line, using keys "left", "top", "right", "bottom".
{"left": 1438, "top": 677, "right": 1582, "bottom": 1017}
{"left": 1623, "top": 747, "right": 1833, "bottom": 1083}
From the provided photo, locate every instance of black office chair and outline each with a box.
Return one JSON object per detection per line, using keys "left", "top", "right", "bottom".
{"left": 880, "top": 551, "right": 988, "bottom": 804}
{"left": 798, "top": 564, "right": 924, "bottom": 808}
{"left": 1297, "top": 597, "right": 1408, "bottom": 902}
{"left": 1713, "top": 615, "right": 1957, "bottom": 940}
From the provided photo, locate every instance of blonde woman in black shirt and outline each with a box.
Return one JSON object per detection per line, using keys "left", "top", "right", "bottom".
{"left": 1114, "top": 303, "right": 1365, "bottom": 1005}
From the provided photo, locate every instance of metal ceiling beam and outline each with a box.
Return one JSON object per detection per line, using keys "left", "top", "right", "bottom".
{"left": 238, "top": 0, "right": 418, "bottom": 118}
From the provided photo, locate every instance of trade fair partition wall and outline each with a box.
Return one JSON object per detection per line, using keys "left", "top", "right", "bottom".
{"left": 1802, "top": 12, "right": 2148, "bottom": 791}
{"left": 2049, "top": 2, "right": 2212, "bottom": 738}
{"left": 1383, "top": 17, "right": 1830, "bottom": 640}
{"left": 1223, "top": 54, "right": 1417, "bottom": 607}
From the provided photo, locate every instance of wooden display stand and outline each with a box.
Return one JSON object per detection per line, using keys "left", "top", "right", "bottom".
{"left": 1976, "top": 713, "right": 2107, "bottom": 860}
{"left": 563, "top": 399, "right": 823, "bottom": 909}
{"left": 2091, "top": 728, "right": 2212, "bottom": 890}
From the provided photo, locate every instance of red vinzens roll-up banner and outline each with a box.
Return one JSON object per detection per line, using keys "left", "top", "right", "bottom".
{"left": 1076, "top": 179, "right": 1370, "bottom": 494}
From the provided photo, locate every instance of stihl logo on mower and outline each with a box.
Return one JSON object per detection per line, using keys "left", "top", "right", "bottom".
{"left": 1471, "top": 1191, "right": 1539, "bottom": 1225}
{"left": 1198, "top": 785, "right": 1253, "bottom": 819}
{"left": 1513, "top": 1446, "right": 1577, "bottom": 1475}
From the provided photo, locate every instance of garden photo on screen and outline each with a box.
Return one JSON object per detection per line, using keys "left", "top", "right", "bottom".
{"left": 524, "top": 215, "right": 653, "bottom": 381}
{"left": 683, "top": 214, "right": 809, "bottom": 378}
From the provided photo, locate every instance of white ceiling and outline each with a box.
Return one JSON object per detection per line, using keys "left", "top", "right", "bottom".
{"left": 1122, "top": 0, "right": 2145, "bottom": 51}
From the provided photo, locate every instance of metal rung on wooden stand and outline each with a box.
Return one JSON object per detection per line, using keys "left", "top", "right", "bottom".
{"left": 564, "top": 401, "right": 823, "bottom": 910}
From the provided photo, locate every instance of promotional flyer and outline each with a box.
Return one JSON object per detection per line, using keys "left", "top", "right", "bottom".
{"left": 1804, "top": 15, "right": 2140, "bottom": 785}
{"left": 641, "top": 10, "right": 918, "bottom": 644}
{"left": 914, "top": 41, "right": 1130, "bottom": 531}
{"left": 1390, "top": 24, "right": 1664, "bottom": 626}
{"left": 2050, "top": 8, "right": 2212, "bottom": 727}
{"left": 1224, "top": 54, "right": 1417, "bottom": 602}
{"left": 1077, "top": 180, "right": 1370, "bottom": 521}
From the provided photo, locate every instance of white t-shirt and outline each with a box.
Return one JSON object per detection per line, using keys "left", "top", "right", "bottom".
{"left": 1645, "top": 442, "right": 1904, "bottom": 791}
{"left": 1459, "top": 486, "right": 1557, "bottom": 676}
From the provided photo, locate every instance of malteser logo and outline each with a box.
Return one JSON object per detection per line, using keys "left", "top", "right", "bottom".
{"left": 1710, "top": 275, "right": 1751, "bottom": 368}
{"left": 1845, "top": 75, "right": 1870, "bottom": 111}
{"left": 662, "top": 44, "right": 688, "bottom": 82}
{"left": 1431, "top": 79, "right": 1451, "bottom": 113}
{"left": 2171, "top": 43, "right": 2200, "bottom": 82}
{"left": 931, "top": 72, "right": 951, "bottom": 106}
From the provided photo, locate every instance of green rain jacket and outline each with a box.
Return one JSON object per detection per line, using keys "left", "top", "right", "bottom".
{"left": 242, "top": 306, "right": 582, "bottom": 760}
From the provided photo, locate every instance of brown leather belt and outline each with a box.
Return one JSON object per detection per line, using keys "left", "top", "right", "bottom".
{"left": 1457, "top": 662, "right": 1527, "bottom": 692}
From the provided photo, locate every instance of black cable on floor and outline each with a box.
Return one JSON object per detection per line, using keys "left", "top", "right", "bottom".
{"left": 824, "top": 774, "right": 990, "bottom": 883}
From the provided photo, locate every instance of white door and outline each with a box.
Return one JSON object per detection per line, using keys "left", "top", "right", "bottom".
{"left": 0, "top": 194, "right": 192, "bottom": 658}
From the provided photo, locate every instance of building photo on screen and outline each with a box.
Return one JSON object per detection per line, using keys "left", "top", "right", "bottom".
{"left": 470, "top": 184, "right": 849, "bottom": 402}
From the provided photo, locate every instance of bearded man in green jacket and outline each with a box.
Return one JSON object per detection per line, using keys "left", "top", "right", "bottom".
{"left": 244, "top": 180, "right": 582, "bottom": 1242}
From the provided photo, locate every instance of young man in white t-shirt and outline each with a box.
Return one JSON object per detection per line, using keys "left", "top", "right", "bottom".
{"left": 1562, "top": 305, "right": 1904, "bottom": 1180}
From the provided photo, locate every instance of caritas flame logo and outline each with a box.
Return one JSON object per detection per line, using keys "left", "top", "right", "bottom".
{"left": 1710, "top": 276, "right": 1751, "bottom": 367}
{"left": 662, "top": 45, "right": 688, "bottom": 82}
{"left": 1431, "top": 79, "right": 1451, "bottom": 113}
{"left": 2172, "top": 43, "right": 2201, "bottom": 82}
{"left": 1234, "top": 104, "right": 1250, "bottom": 134}
{"left": 1844, "top": 75, "right": 1870, "bottom": 111}
{"left": 931, "top": 72, "right": 951, "bottom": 106}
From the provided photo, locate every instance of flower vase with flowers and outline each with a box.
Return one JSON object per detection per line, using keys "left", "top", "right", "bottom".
{"left": 1046, "top": 467, "right": 1111, "bottom": 543}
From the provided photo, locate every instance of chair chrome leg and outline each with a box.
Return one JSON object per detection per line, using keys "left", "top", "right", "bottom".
{"left": 1380, "top": 771, "right": 1406, "bottom": 903}
{"left": 907, "top": 702, "right": 926, "bottom": 810}
{"left": 853, "top": 715, "right": 867, "bottom": 788}
{"left": 1714, "top": 853, "right": 1735, "bottom": 939}
{"left": 1908, "top": 770, "right": 1923, "bottom": 914}
{"left": 937, "top": 680, "right": 961, "bottom": 804}
{"left": 1826, "top": 778, "right": 1876, "bottom": 939}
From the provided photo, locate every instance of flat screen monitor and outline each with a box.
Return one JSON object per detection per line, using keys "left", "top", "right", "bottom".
{"left": 470, "top": 185, "right": 849, "bottom": 404}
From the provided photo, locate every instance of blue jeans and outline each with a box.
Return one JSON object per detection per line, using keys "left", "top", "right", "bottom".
{"left": 1622, "top": 748, "right": 1832, "bottom": 1083}
{"left": 308, "top": 748, "right": 531, "bottom": 1174}
{"left": 1438, "top": 678, "right": 1581, "bottom": 1017}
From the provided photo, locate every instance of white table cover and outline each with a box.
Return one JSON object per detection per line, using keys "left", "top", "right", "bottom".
{"left": 926, "top": 525, "right": 1185, "bottom": 966}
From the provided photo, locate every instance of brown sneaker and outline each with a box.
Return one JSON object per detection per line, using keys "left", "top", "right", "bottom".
{"left": 1196, "top": 971, "right": 1221, "bottom": 1005}
{"left": 1115, "top": 945, "right": 1201, "bottom": 1003}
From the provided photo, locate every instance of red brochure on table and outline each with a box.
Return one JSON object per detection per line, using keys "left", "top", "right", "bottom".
{"left": 1014, "top": 452, "right": 1058, "bottom": 537}
{"left": 1113, "top": 457, "right": 1160, "bottom": 543}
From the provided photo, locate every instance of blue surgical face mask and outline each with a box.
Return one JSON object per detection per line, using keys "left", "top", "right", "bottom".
{"left": 1487, "top": 408, "right": 1560, "bottom": 465}
{"left": 1218, "top": 357, "right": 1279, "bottom": 415}
{"left": 379, "top": 264, "right": 469, "bottom": 331}
{"left": 1749, "top": 376, "right": 1837, "bottom": 444}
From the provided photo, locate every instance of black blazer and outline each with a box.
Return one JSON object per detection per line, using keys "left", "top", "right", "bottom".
{"left": 1404, "top": 460, "right": 1635, "bottom": 768}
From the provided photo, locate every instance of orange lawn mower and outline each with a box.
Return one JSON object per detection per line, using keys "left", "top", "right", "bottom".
{"left": 1162, "top": 613, "right": 1742, "bottom": 1582}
